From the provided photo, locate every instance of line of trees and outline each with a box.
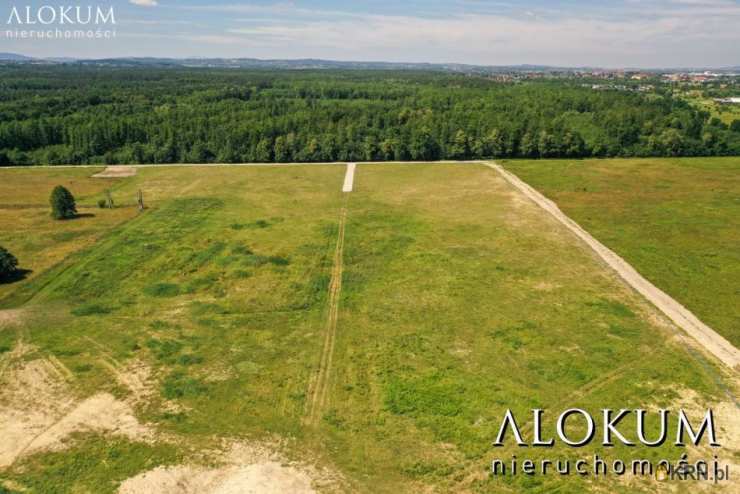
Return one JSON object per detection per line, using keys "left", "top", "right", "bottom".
{"left": 0, "top": 66, "right": 738, "bottom": 165}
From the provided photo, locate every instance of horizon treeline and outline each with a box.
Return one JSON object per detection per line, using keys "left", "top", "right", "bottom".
{"left": 0, "top": 66, "right": 738, "bottom": 165}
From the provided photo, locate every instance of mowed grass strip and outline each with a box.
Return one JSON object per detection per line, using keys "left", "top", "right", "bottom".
{"left": 502, "top": 157, "right": 740, "bottom": 347}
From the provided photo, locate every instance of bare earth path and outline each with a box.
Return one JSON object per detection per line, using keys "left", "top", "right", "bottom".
{"left": 487, "top": 162, "right": 740, "bottom": 371}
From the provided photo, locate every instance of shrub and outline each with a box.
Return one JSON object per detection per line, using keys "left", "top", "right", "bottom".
{"left": 50, "top": 185, "right": 77, "bottom": 219}
{"left": 0, "top": 246, "right": 18, "bottom": 280}
{"left": 98, "top": 199, "right": 107, "bottom": 208}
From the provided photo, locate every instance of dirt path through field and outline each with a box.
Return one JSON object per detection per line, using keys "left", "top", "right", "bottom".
{"left": 305, "top": 198, "right": 349, "bottom": 425}
{"left": 488, "top": 162, "right": 740, "bottom": 371}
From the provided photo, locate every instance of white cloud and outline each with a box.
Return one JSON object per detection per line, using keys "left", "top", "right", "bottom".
{"left": 207, "top": 5, "right": 739, "bottom": 68}
{"left": 130, "top": 0, "right": 158, "bottom": 7}
{"left": 9, "top": 1, "right": 740, "bottom": 67}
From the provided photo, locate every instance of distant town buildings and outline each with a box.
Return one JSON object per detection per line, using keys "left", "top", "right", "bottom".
{"left": 663, "top": 71, "right": 739, "bottom": 84}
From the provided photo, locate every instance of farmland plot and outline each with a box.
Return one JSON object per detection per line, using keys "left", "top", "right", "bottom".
{"left": 0, "top": 163, "right": 736, "bottom": 493}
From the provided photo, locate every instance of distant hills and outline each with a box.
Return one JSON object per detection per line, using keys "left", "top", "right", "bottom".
{"left": 0, "top": 52, "right": 35, "bottom": 61}
{"left": 0, "top": 52, "right": 738, "bottom": 74}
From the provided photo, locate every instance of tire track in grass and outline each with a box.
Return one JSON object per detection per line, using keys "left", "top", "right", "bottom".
{"left": 306, "top": 194, "right": 350, "bottom": 425}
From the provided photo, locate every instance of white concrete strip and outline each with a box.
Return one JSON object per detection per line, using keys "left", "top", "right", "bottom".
{"left": 342, "top": 163, "right": 356, "bottom": 193}
{"left": 487, "top": 162, "right": 740, "bottom": 371}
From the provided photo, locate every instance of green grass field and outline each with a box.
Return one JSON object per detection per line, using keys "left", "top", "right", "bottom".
{"left": 502, "top": 157, "right": 740, "bottom": 348}
{"left": 681, "top": 95, "right": 740, "bottom": 126}
{"left": 0, "top": 163, "right": 736, "bottom": 493}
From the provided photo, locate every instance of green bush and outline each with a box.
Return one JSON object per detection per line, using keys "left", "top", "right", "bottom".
{"left": 50, "top": 185, "right": 77, "bottom": 219}
{"left": 98, "top": 199, "right": 107, "bottom": 208}
{"left": 0, "top": 246, "right": 18, "bottom": 280}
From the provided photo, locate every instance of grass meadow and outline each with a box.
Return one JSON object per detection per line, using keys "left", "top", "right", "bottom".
{"left": 0, "top": 163, "right": 736, "bottom": 493}
{"left": 502, "top": 157, "right": 740, "bottom": 348}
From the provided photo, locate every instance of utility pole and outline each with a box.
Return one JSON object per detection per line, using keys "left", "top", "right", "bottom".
{"left": 137, "top": 189, "right": 144, "bottom": 211}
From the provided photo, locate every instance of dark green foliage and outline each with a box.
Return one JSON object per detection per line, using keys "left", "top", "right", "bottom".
{"left": 146, "top": 338, "right": 184, "bottom": 363}
{"left": 230, "top": 220, "right": 270, "bottom": 230}
{"left": 143, "top": 283, "right": 181, "bottom": 298}
{"left": 71, "top": 303, "right": 112, "bottom": 316}
{"left": 0, "top": 66, "right": 738, "bottom": 164}
{"left": 267, "top": 255, "right": 290, "bottom": 266}
{"left": 49, "top": 185, "right": 76, "bottom": 219}
{"left": 231, "top": 244, "right": 253, "bottom": 256}
{"left": 584, "top": 298, "right": 636, "bottom": 318}
{"left": 177, "top": 354, "right": 204, "bottom": 366}
{"left": 162, "top": 370, "right": 208, "bottom": 399}
{"left": 385, "top": 375, "right": 464, "bottom": 417}
{"left": 0, "top": 245, "right": 18, "bottom": 279}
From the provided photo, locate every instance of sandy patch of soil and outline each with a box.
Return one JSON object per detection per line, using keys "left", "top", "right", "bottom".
{"left": 119, "top": 442, "right": 339, "bottom": 494}
{"left": 612, "top": 387, "right": 740, "bottom": 493}
{"left": 25, "top": 393, "right": 152, "bottom": 454}
{"left": 119, "top": 463, "right": 315, "bottom": 494}
{"left": 665, "top": 388, "right": 739, "bottom": 452}
{"left": 81, "top": 335, "right": 155, "bottom": 405}
{"left": 99, "top": 357, "right": 155, "bottom": 404}
{"left": 0, "top": 355, "right": 154, "bottom": 468}
{"left": 93, "top": 166, "right": 137, "bottom": 178}
{"left": 0, "top": 309, "right": 24, "bottom": 329}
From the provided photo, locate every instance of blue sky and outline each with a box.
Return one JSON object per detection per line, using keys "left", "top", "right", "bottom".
{"left": 2, "top": 0, "right": 739, "bottom": 67}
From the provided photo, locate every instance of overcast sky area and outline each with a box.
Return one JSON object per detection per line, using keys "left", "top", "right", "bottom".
{"left": 1, "top": 0, "right": 739, "bottom": 67}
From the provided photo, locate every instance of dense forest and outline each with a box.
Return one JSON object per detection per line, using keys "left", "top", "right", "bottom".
{"left": 0, "top": 65, "right": 739, "bottom": 165}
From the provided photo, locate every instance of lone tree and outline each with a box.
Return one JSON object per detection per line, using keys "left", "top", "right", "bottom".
{"left": 50, "top": 185, "right": 77, "bottom": 219}
{"left": 0, "top": 246, "right": 18, "bottom": 280}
